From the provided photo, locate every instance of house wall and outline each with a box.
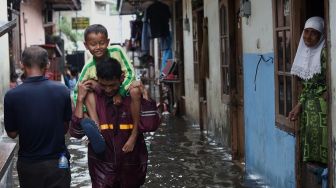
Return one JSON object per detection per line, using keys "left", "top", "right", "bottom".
{"left": 20, "top": 0, "right": 45, "bottom": 49}
{"left": 0, "top": 0, "right": 10, "bottom": 136}
{"left": 203, "top": 0, "right": 231, "bottom": 146}
{"left": 182, "top": 0, "right": 200, "bottom": 123}
{"left": 242, "top": 0, "right": 295, "bottom": 187}
{"left": 329, "top": 0, "right": 336, "bottom": 185}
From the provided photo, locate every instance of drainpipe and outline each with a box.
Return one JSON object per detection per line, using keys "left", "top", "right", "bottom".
{"left": 22, "top": 12, "right": 27, "bottom": 48}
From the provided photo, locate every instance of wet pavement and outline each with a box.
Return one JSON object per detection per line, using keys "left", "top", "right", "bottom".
{"left": 12, "top": 115, "right": 267, "bottom": 187}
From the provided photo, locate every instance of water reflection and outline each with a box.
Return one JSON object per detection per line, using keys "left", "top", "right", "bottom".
{"left": 67, "top": 137, "right": 91, "bottom": 187}
{"left": 143, "top": 116, "right": 252, "bottom": 188}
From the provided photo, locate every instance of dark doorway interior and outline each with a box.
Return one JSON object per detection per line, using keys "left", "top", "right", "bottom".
{"left": 305, "top": 0, "right": 324, "bottom": 19}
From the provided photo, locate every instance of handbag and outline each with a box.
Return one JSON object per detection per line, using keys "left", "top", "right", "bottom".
{"left": 139, "top": 98, "right": 161, "bottom": 133}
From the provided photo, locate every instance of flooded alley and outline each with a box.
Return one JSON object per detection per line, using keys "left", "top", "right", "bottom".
{"left": 65, "top": 115, "right": 265, "bottom": 188}
{"left": 8, "top": 115, "right": 267, "bottom": 188}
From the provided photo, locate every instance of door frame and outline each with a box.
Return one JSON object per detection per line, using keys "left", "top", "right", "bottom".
{"left": 218, "top": 0, "right": 245, "bottom": 161}
{"left": 323, "top": 1, "right": 332, "bottom": 187}
{"left": 232, "top": 0, "right": 245, "bottom": 162}
{"left": 191, "top": 3, "right": 206, "bottom": 130}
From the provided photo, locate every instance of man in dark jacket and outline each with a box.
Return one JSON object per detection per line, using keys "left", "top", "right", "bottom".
{"left": 4, "top": 46, "right": 72, "bottom": 188}
{"left": 71, "top": 57, "right": 148, "bottom": 187}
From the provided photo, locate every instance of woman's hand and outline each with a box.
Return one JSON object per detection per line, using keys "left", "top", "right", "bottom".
{"left": 288, "top": 103, "right": 302, "bottom": 121}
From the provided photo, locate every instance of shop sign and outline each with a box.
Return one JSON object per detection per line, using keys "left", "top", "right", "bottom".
{"left": 72, "top": 17, "right": 90, "bottom": 30}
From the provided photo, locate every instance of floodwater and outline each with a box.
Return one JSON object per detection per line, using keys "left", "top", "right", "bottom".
{"left": 12, "top": 115, "right": 267, "bottom": 187}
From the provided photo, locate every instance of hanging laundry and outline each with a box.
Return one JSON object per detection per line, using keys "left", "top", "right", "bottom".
{"left": 141, "top": 10, "right": 151, "bottom": 53}
{"left": 130, "top": 20, "right": 143, "bottom": 49}
{"left": 146, "top": 1, "right": 171, "bottom": 38}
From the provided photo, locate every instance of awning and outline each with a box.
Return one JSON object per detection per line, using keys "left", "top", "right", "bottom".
{"left": 46, "top": 0, "right": 82, "bottom": 11}
{"left": 117, "top": 0, "right": 171, "bottom": 15}
{"left": 0, "top": 19, "right": 17, "bottom": 37}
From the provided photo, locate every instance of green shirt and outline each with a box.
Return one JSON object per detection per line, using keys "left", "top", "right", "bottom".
{"left": 73, "top": 45, "right": 135, "bottom": 105}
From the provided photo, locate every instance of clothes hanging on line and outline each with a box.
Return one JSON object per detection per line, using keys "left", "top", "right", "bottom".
{"left": 146, "top": 1, "right": 171, "bottom": 38}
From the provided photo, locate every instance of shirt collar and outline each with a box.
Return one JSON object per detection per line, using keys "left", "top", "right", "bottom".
{"left": 23, "top": 76, "right": 48, "bottom": 83}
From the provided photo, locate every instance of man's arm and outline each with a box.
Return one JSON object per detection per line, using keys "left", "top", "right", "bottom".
{"left": 72, "top": 61, "right": 96, "bottom": 106}
{"left": 70, "top": 81, "right": 91, "bottom": 138}
{"left": 64, "top": 88, "right": 72, "bottom": 134}
{"left": 4, "top": 94, "right": 18, "bottom": 139}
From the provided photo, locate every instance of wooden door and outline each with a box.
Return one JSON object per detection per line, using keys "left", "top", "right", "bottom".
{"left": 234, "top": 0, "right": 245, "bottom": 162}
{"left": 219, "top": 0, "right": 244, "bottom": 161}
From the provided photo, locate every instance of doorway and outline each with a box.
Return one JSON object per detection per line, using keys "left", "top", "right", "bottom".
{"left": 191, "top": 1, "right": 207, "bottom": 130}
{"left": 291, "top": 0, "right": 328, "bottom": 187}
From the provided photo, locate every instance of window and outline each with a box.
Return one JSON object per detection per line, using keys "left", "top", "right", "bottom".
{"left": 95, "top": 2, "right": 107, "bottom": 15}
{"left": 219, "top": 1, "right": 230, "bottom": 96}
{"left": 273, "top": 0, "right": 295, "bottom": 133}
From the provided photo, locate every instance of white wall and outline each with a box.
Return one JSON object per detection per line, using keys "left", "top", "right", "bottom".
{"left": 241, "top": 0, "right": 274, "bottom": 54}
{"left": 203, "top": 0, "right": 231, "bottom": 145}
{"left": 183, "top": 0, "right": 199, "bottom": 122}
{"left": 0, "top": 0, "right": 10, "bottom": 136}
{"left": 20, "top": 0, "right": 45, "bottom": 50}
{"left": 329, "top": 0, "right": 336, "bottom": 184}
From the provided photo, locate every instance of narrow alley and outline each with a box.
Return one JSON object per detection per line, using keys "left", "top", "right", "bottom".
{"left": 13, "top": 115, "right": 265, "bottom": 188}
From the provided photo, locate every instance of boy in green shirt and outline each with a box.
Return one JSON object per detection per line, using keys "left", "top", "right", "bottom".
{"left": 73, "top": 24, "right": 141, "bottom": 152}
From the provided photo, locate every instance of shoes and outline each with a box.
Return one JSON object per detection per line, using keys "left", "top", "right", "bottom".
{"left": 80, "top": 118, "right": 106, "bottom": 154}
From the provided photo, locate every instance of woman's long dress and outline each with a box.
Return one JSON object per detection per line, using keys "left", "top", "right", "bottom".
{"left": 299, "top": 48, "right": 328, "bottom": 164}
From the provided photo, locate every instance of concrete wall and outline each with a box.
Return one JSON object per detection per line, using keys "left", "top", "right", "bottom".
{"left": 0, "top": 0, "right": 10, "bottom": 137}
{"left": 329, "top": 0, "right": 336, "bottom": 185}
{"left": 183, "top": 0, "right": 200, "bottom": 123}
{"left": 242, "top": 0, "right": 295, "bottom": 187}
{"left": 20, "top": 0, "right": 45, "bottom": 49}
{"left": 203, "top": 0, "right": 230, "bottom": 146}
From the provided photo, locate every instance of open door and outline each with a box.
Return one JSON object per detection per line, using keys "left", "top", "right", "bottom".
{"left": 219, "top": 0, "right": 245, "bottom": 161}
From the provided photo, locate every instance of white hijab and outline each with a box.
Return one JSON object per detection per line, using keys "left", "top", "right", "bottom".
{"left": 290, "top": 16, "right": 325, "bottom": 80}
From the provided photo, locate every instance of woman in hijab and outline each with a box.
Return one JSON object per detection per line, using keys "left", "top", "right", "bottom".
{"left": 288, "top": 16, "right": 327, "bottom": 165}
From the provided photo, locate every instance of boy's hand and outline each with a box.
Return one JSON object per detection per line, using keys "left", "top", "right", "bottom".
{"left": 85, "top": 80, "right": 99, "bottom": 91}
{"left": 122, "top": 135, "right": 137, "bottom": 153}
{"left": 113, "top": 93, "right": 123, "bottom": 105}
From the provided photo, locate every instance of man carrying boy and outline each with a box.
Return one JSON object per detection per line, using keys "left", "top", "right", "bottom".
{"left": 73, "top": 24, "right": 142, "bottom": 152}
{"left": 71, "top": 58, "right": 148, "bottom": 187}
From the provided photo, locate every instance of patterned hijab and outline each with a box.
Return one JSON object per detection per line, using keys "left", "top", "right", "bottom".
{"left": 290, "top": 16, "right": 325, "bottom": 80}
